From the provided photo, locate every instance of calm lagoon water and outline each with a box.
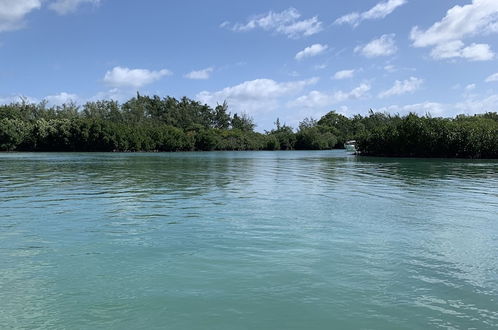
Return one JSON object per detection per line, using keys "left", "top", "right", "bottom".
{"left": 1, "top": 151, "right": 497, "bottom": 329}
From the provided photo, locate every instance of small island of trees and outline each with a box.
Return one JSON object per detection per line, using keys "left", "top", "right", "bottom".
{"left": 0, "top": 94, "right": 497, "bottom": 158}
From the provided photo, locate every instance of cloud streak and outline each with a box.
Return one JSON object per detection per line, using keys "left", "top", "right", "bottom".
{"left": 333, "top": 69, "right": 355, "bottom": 80}
{"left": 355, "top": 34, "right": 397, "bottom": 57}
{"left": 49, "top": 0, "right": 101, "bottom": 15}
{"left": 222, "top": 8, "right": 323, "bottom": 39}
{"left": 335, "top": 0, "right": 407, "bottom": 27}
{"left": 485, "top": 72, "right": 498, "bottom": 82}
{"left": 379, "top": 77, "right": 423, "bottom": 98}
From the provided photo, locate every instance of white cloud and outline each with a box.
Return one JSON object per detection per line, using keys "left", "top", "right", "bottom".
{"left": 314, "top": 64, "right": 328, "bottom": 70}
{"left": 411, "top": 0, "right": 498, "bottom": 47}
{"left": 49, "top": 0, "right": 100, "bottom": 15}
{"left": 295, "top": 44, "right": 328, "bottom": 60}
{"left": 410, "top": 0, "right": 498, "bottom": 61}
{"left": 430, "top": 40, "right": 494, "bottom": 61}
{"left": 454, "top": 93, "right": 498, "bottom": 114}
{"left": 459, "top": 43, "right": 495, "bottom": 61}
{"left": 334, "top": 13, "right": 360, "bottom": 26}
{"left": 377, "top": 94, "right": 498, "bottom": 117}
{"left": 222, "top": 8, "right": 323, "bottom": 38}
{"left": 89, "top": 88, "right": 133, "bottom": 103}
{"left": 45, "top": 92, "right": 78, "bottom": 105}
{"left": 184, "top": 67, "right": 214, "bottom": 80}
{"left": 335, "top": 0, "right": 407, "bottom": 27}
{"left": 333, "top": 69, "right": 355, "bottom": 80}
{"left": 355, "top": 34, "right": 397, "bottom": 57}
{"left": 379, "top": 77, "right": 423, "bottom": 98}
{"left": 485, "top": 72, "right": 498, "bottom": 82}
{"left": 442, "top": 42, "right": 488, "bottom": 60}
{"left": 198, "top": 77, "right": 318, "bottom": 101}
{"left": 103, "top": 66, "right": 172, "bottom": 88}
{"left": 465, "top": 84, "right": 476, "bottom": 91}
{"left": 0, "top": 0, "right": 102, "bottom": 33}
{"left": 0, "top": 94, "right": 38, "bottom": 105}
{"left": 197, "top": 77, "right": 318, "bottom": 114}
{"left": 362, "top": 0, "right": 407, "bottom": 20}
{"left": 377, "top": 102, "right": 447, "bottom": 116}
{"left": 290, "top": 83, "right": 371, "bottom": 108}
{"left": 0, "top": 0, "right": 41, "bottom": 32}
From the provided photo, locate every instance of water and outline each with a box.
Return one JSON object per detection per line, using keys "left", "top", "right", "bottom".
{"left": 1, "top": 151, "right": 497, "bottom": 329}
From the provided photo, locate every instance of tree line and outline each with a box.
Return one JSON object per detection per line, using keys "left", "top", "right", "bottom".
{"left": 0, "top": 94, "right": 496, "bottom": 158}
{"left": 356, "top": 112, "right": 498, "bottom": 158}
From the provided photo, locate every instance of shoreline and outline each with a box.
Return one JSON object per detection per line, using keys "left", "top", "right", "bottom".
{"left": 1, "top": 149, "right": 497, "bottom": 160}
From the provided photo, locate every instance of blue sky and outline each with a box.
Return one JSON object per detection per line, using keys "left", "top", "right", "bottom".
{"left": 1, "top": 0, "right": 498, "bottom": 130}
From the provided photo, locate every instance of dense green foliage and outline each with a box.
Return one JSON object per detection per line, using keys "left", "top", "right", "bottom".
{"left": 0, "top": 95, "right": 496, "bottom": 158}
{"left": 356, "top": 112, "right": 498, "bottom": 158}
{"left": 0, "top": 96, "right": 267, "bottom": 152}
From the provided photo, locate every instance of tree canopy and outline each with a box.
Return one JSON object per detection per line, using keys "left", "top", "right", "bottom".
{"left": 0, "top": 95, "right": 496, "bottom": 158}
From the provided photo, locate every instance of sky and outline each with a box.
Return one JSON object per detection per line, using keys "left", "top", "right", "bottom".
{"left": 1, "top": 0, "right": 498, "bottom": 130}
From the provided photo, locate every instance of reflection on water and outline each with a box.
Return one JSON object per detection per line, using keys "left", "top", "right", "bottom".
{"left": 1, "top": 151, "right": 497, "bottom": 329}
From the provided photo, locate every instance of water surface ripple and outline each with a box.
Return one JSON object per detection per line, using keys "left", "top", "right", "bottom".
{"left": 1, "top": 151, "right": 497, "bottom": 329}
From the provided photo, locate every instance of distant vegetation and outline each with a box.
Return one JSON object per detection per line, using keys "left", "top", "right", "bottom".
{"left": 356, "top": 112, "right": 498, "bottom": 158}
{"left": 0, "top": 94, "right": 497, "bottom": 158}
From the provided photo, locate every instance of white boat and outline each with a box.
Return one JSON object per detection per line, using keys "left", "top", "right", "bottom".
{"left": 344, "top": 140, "right": 357, "bottom": 153}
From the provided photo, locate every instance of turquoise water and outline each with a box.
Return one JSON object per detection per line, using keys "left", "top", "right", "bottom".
{"left": 1, "top": 151, "right": 497, "bottom": 329}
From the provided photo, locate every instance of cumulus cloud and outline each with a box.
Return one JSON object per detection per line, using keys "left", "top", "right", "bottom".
{"left": 197, "top": 77, "right": 318, "bottom": 114}
{"left": 454, "top": 93, "right": 498, "bottom": 114}
{"left": 221, "top": 8, "right": 323, "bottom": 39}
{"left": 290, "top": 83, "right": 371, "bottom": 108}
{"left": 410, "top": 0, "right": 498, "bottom": 61}
{"left": 45, "top": 92, "right": 78, "bottom": 105}
{"left": 103, "top": 66, "right": 172, "bottom": 88}
{"left": 0, "top": 0, "right": 41, "bottom": 32}
{"left": 355, "top": 34, "right": 397, "bottom": 58}
{"left": 377, "top": 94, "right": 498, "bottom": 117}
{"left": 295, "top": 44, "right": 328, "bottom": 60}
{"left": 335, "top": 0, "right": 407, "bottom": 27}
{"left": 411, "top": 0, "right": 498, "bottom": 47}
{"left": 378, "top": 77, "right": 423, "bottom": 98}
{"left": 184, "top": 67, "right": 214, "bottom": 80}
{"left": 0, "top": 0, "right": 102, "bottom": 33}
{"left": 49, "top": 0, "right": 100, "bottom": 15}
{"left": 430, "top": 40, "right": 494, "bottom": 61}
{"left": 485, "top": 72, "right": 498, "bottom": 82}
{"left": 333, "top": 69, "right": 355, "bottom": 80}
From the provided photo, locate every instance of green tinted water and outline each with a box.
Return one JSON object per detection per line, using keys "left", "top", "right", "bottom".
{"left": 1, "top": 151, "right": 497, "bottom": 329}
